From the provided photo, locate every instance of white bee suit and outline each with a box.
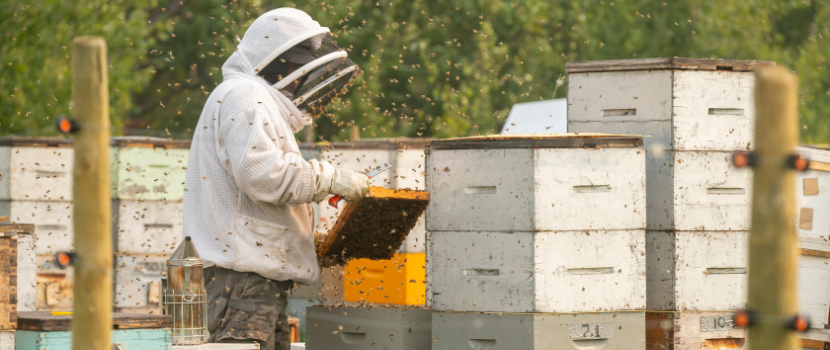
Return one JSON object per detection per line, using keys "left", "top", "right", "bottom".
{"left": 183, "top": 8, "right": 340, "bottom": 284}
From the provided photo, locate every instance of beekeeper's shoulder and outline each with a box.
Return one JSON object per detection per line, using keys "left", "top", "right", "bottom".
{"left": 216, "top": 78, "right": 271, "bottom": 116}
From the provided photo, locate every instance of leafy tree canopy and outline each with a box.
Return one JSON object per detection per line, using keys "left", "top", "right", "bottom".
{"left": 1, "top": 0, "right": 827, "bottom": 142}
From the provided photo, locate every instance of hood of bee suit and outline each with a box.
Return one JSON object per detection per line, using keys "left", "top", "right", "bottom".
{"left": 221, "top": 8, "right": 329, "bottom": 132}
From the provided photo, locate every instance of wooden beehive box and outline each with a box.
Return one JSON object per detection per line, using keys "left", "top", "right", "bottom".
{"left": 0, "top": 231, "right": 17, "bottom": 330}
{"left": 317, "top": 187, "right": 429, "bottom": 267}
{"left": 0, "top": 222, "right": 35, "bottom": 330}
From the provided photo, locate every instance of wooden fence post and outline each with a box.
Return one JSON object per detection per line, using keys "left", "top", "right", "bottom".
{"left": 71, "top": 36, "right": 112, "bottom": 350}
{"left": 747, "top": 66, "right": 800, "bottom": 350}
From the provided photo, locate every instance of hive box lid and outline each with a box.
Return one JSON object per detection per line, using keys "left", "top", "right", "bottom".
{"left": 0, "top": 136, "right": 72, "bottom": 147}
{"left": 317, "top": 187, "right": 429, "bottom": 267}
{"left": 300, "top": 137, "right": 433, "bottom": 151}
{"left": 16, "top": 311, "right": 173, "bottom": 331}
{"left": 566, "top": 57, "right": 775, "bottom": 74}
{"left": 0, "top": 223, "right": 35, "bottom": 237}
{"left": 429, "top": 133, "right": 644, "bottom": 150}
{"left": 110, "top": 136, "right": 191, "bottom": 149}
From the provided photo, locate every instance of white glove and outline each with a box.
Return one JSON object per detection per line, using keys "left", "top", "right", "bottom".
{"left": 330, "top": 168, "right": 369, "bottom": 202}
{"left": 309, "top": 160, "right": 335, "bottom": 203}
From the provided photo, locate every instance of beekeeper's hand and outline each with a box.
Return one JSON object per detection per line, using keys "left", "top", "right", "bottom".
{"left": 329, "top": 168, "right": 369, "bottom": 202}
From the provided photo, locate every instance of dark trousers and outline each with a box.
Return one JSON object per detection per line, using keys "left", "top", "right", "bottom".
{"left": 205, "top": 266, "right": 292, "bottom": 350}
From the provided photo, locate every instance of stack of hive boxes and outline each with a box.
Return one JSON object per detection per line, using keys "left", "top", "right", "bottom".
{"left": 0, "top": 137, "right": 74, "bottom": 310}
{"left": 566, "top": 57, "right": 811, "bottom": 349}
{"left": 425, "top": 134, "right": 648, "bottom": 349}
{"left": 111, "top": 137, "right": 190, "bottom": 313}
{"left": 296, "top": 139, "right": 431, "bottom": 307}
{"left": 794, "top": 146, "right": 830, "bottom": 346}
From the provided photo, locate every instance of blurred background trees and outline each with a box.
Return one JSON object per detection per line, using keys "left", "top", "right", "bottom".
{"left": 1, "top": 0, "right": 827, "bottom": 142}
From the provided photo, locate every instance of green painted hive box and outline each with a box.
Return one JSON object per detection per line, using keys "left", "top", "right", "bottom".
{"left": 16, "top": 328, "right": 172, "bottom": 350}
{"left": 15, "top": 311, "right": 173, "bottom": 350}
{"left": 110, "top": 137, "right": 191, "bottom": 201}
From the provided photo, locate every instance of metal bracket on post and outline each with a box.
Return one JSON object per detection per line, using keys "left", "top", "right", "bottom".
{"left": 732, "top": 151, "right": 810, "bottom": 171}
{"left": 54, "top": 252, "right": 76, "bottom": 269}
{"left": 733, "top": 310, "right": 811, "bottom": 333}
{"left": 55, "top": 115, "right": 81, "bottom": 134}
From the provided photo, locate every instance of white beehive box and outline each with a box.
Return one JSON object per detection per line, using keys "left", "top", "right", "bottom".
{"left": 797, "top": 237, "right": 830, "bottom": 328}
{"left": 646, "top": 230, "right": 748, "bottom": 311}
{"left": 664, "top": 152, "right": 753, "bottom": 231}
{"left": 0, "top": 224, "right": 37, "bottom": 313}
{"left": 795, "top": 146, "right": 830, "bottom": 240}
{"left": 646, "top": 311, "right": 748, "bottom": 350}
{"left": 301, "top": 139, "right": 430, "bottom": 252}
{"left": 0, "top": 201, "right": 74, "bottom": 256}
{"left": 429, "top": 229, "right": 645, "bottom": 313}
{"left": 110, "top": 137, "right": 190, "bottom": 201}
{"left": 0, "top": 137, "right": 74, "bottom": 202}
{"left": 115, "top": 200, "right": 183, "bottom": 255}
{"left": 647, "top": 232, "right": 830, "bottom": 317}
{"left": 567, "top": 58, "right": 771, "bottom": 231}
{"left": 16, "top": 232, "right": 37, "bottom": 312}
{"left": 306, "top": 306, "right": 431, "bottom": 350}
{"left": 567, "top": 58, "right": 772, "bottom": 151}
{"left": 432, "top": 310, "right": 645, "bottom": 350}
{"left": 0, "top": 331, "right": 13, "bottom": 350}
{"left": 425, "top": 134, "right": 646, "bottom": 232}
{"left": 114, "top": 254, "right": 166, "bottom": 312}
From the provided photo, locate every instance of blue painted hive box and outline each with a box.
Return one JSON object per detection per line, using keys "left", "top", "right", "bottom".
{"left": 14, "top": 311, "right": 173, "bottom": 349}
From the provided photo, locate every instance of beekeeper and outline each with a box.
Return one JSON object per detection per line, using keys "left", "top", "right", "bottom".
{"left": 183, "top": 8, "right": 366, "bottom": 350}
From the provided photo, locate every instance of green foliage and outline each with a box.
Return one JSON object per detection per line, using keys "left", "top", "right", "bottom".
{"left": 0, "top": 0, "right": 163, "bottom": 135}
{"left": 0, "top": 0, "right": 828, "bottom": 143}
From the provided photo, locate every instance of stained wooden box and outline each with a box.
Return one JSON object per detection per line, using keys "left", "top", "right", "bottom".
{"left": 306, "top": 306, "right": 431, "bottom": 350}
{"left": 0, "top": 137, "right": 73, "bottom": 202}
{"left": 0, "top": 224, "right": 36, "bottom": 330}
{"left": 301, "top": 139, "right": 430, "bottom": 253}
{"left": 110, "top": 137, "right": 190, "bottom": 201}
{"left": 646, "top": 311, "right": 747, "bottom": 350}
{"left": 317, "top": 187, "right": 429, "bottom": 267}
{"left": 0, "top": 233, "right": 18, "bottom": 330}
{"left": 432, "top": 310, "right": 646, "bottom": 350}
{"left": 428, "top": 229, "right": 645, "bottom": 313}
{"left": 425, "top": 134, "right": 646, "bottom": 232}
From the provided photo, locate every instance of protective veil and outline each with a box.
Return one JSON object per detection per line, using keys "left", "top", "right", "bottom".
{"left": 257, "top": 34, "right": 358, "bottom": 115}
{"left": 182, "top": 8, "right": 356, "bottom": 284}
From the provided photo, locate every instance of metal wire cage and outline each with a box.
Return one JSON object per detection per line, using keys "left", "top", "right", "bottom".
{"left": 163, "top": 289, "right": 208, "bottom": 344}
{"left": 163, "top": 236, "right": 208, "bottom": 345}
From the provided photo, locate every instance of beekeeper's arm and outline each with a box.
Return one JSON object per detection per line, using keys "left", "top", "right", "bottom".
{"left": 221, "top": 106, "right": 368, "bottom": 206}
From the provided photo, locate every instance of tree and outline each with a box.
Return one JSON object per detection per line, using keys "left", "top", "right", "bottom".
{"left": 1, "top": 0, "right": 828, "bottom": 143}
{"left": 0, "top": 0, "right": 164, "bottom": 135}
